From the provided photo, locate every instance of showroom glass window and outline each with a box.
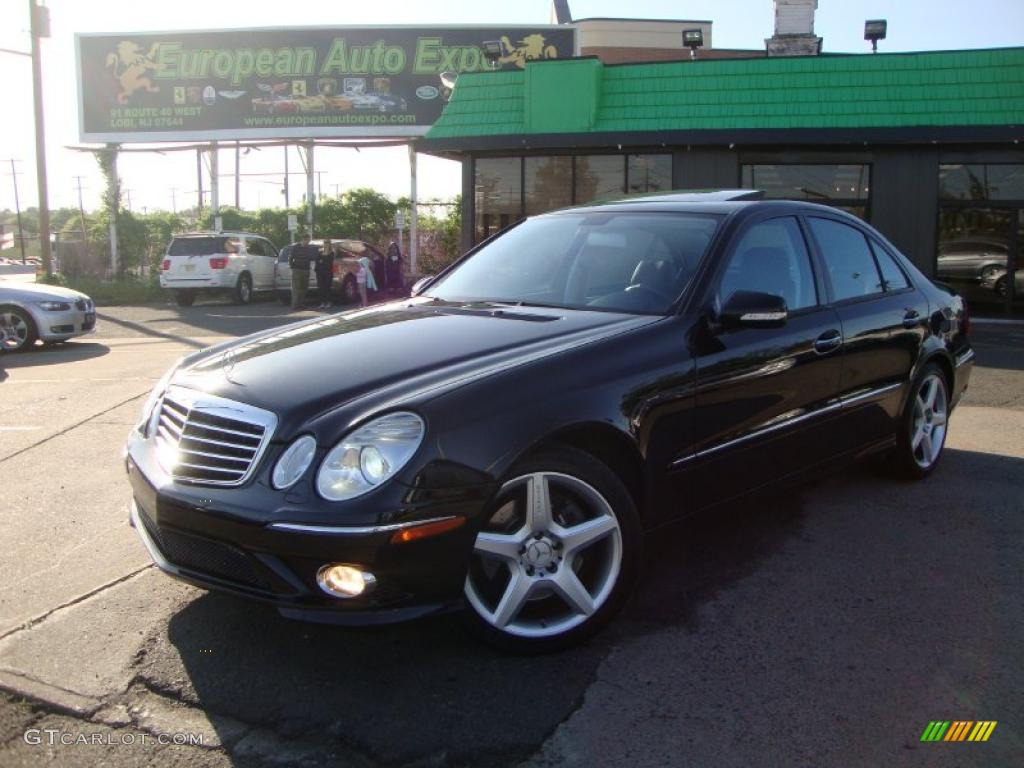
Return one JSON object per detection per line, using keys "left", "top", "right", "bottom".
{"left": 474, "top": 158, "right": 523, "bottom": 244}
{"left": 936, "top": 164, "right": 1024, "bottom": 313}
{"left": 474, "top": 155, "right": 672, "bottom": 243}
{"left": 742, "top": 164, "right": 871, "bottom": 219}
{"left": 575, "top": 155, "right": 626, "bottom": 204}
{"left": 627, "top": 155, "right": 672, "bottom": 195}
{"left": 525, "top": 157, "right": 573, "bottom": 216}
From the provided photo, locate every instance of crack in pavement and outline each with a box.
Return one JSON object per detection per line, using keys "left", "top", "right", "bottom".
{"left": 0, "top": 565, "right": 153, "bottom": 642}
{"left": 0, "top": 391, "right": 148, "bottom": 465}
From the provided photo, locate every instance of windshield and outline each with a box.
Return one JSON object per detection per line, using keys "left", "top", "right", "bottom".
{"left": 427, "top": 212, "right": 721, "bottom": 314}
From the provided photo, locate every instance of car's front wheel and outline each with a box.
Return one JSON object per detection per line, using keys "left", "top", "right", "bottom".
{"left": 463, "top": 447, "right": 640, "bottom": 652}
{"left": 0, "top": 306, "right": 37, "bottom": 351}
{"left": 894, "top": 364, "right": 950, "bottom": 479}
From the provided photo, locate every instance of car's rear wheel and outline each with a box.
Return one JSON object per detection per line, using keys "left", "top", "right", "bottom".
{"left": 0, "top": 306, "right": 37, "bottom": 352}
{"left": 894, "top": 364, "right": 950, "bottom": 479}
{"left": 234, "top": 273, "right": 253, "bottom": 305}
{"left": 174, "top": 289, "right": 195, "bottom": 307}
{"left": 463, "top": 447, "right": 640, "bottom": 653}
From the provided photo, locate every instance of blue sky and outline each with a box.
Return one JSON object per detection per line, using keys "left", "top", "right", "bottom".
{"left": 1, "top": 0, "right": 1022, "bottom": 215}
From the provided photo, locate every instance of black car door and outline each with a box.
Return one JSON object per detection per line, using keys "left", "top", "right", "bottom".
{"left": 804, "top": 215, "right": 929, "bottom": 449}
{"left": 673, "top": 215, "right": 845, "bottom": 510}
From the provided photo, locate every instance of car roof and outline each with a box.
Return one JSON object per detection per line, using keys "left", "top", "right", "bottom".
{"left": 553, "top": 193, "right": 862, "bottom": 220}
{"left": 172, "top": 231, "right": 263, "bottom": 238}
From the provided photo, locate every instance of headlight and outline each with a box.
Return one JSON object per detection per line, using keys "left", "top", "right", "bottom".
{"left": 316, "top": 412, "right": 425, "bottom": 501}
{"left": 37, "top": 301, "right": 71, "bottom": 311}
{"left": 272, "top": 435, "right": 317, "bottom": 490}
{"left": 137, "top": 360, "right": 181, "bottom": 436}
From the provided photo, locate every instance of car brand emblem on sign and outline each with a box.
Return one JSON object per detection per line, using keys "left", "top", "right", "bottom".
{"left": 416, "top": 85, "right": 439, "bottom": 100}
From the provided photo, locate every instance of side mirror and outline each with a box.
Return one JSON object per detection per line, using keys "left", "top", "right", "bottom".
{"left": 719, "top": 290, "right": 788, "bottom": 329}
{"left": 410, "top": 276, "right": 435, "bottom": 296}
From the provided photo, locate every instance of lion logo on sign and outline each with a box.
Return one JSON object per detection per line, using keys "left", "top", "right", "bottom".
{"left": 105, "top": 41, "right": 161, "bottom": 104}
{"left": 497, "top": 34, "right": 559, "bottom": 68}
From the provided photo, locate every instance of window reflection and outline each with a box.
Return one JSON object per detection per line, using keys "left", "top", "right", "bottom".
{"left": 742, "top": 164, "right": 870, "bottom": 217}
{"left": 575, "top": 155, "right": 625, "bottom": 204}
{"left": 525, "top": 157, "right": 572, "bottom": 216}
{"left": 628, "top": 155, "right": 672, "bottom": 195}
{"left": 939, "top": 164, "right": 1024, "bottom": 201}
{"left": 474, "top": 157, "right": 522, "bottom": 244}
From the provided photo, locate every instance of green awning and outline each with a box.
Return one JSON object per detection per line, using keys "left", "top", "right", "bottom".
{"left": 421, "top": 47, "right": 1024, "bottom": 150}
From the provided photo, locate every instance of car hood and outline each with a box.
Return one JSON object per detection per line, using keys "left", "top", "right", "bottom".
{"left": 0, "top": 281, "right": 90, "bottom": 303}
{"left": 172, "top": 298, "right": 659, "bottom": 437}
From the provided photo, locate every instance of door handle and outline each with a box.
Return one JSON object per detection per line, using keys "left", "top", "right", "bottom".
{"left": 902, "top": 310, "right": 921, "bottom": 329}
{"left": 814, "top": 329, "right": 843, "bottom": 354}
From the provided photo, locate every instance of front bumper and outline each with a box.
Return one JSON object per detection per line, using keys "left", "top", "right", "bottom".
{"left": 125, "top": 444, "right": 491, "bottom": 625}
{"left": 33, "top": 305, "right": 96, "bottom": 341}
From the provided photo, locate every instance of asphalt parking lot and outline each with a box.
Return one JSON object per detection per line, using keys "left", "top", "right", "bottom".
{"left": 0, "top": 300, "right": 1021, "bottom": 767}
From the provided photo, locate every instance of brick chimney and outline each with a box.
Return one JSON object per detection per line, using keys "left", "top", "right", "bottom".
{"left": 766, "top": 0, "right": 822, "bottom": 56}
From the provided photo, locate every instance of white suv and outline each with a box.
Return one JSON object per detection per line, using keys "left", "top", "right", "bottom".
{"left": 160, "top": 232, "right": 279, "bottom": 306}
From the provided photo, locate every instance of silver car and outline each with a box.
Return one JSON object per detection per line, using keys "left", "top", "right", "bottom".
{"left": 0, "top": 281, "right": 96, "bottom": 352}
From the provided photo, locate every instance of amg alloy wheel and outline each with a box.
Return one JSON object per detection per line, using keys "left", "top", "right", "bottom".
{"left": 464, "top": 448, "right": 639, "bottom": 652}
{"left": 894, "top": 364, "right": 950, "bottom": 479}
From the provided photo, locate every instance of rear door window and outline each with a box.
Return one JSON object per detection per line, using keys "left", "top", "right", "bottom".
{"left": 807, "top": 217, "right": 885, "bottom": 302}
{"left": 869, "top": 240, "right": 910, "bottom": 291}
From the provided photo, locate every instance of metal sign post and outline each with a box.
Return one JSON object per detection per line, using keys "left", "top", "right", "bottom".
{"left": 408, "top": 145, "right": 418, "bottom": 276}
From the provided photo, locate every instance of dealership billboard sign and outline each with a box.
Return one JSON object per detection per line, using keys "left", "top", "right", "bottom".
{"left": 76, "top": 25, "right": 576, "bottom": 143}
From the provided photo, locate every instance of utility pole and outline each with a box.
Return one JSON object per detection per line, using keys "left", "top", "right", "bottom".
{"left": 408, "top": 144, "right": 418, "bottom": 276}
{"left": 123, "top": 187, "right": 132, "bottom": 211}
{"left": 170, "top": 187, "right": 177, "bottom": 214}
{"left": 196, "top": 148, "right": 203, "bottom": 214}
{"left": 234, "top": 141, "right": 241, "bottom": 209}
{"left": 29, "top": 0, "right": 52, "bottom": 277}
{"left": 6, "top": 159, "right": 26, "bottom": 263}
{"left": 73, "top": 175, "right": 88, "bottom": 245}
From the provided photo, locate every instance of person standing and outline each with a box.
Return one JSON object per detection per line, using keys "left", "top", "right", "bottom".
{"left": 356, "top": 255, "right": 378, "bottom": 307}
{"left": 385, "top": 241, "right": 403, "bottom": 296}
{"left": 289, "top": 234, "right": 314, "bottom": 310}
{"left": 316, "top": 238, "right": 335, "bottom": 309}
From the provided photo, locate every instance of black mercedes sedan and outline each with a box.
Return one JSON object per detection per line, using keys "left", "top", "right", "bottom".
{"left": 125, "top": 191, "right": 974, "bottom": 652}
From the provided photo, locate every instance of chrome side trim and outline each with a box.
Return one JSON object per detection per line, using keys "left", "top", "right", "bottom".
{"left": 955, "top": 348, "right": 975, "bottom": 368}
{"left": 670, "top": 381, "right": 903, "bottom": 469}
{"left": 267, "top": 515, "right": 459, "bottom": 537}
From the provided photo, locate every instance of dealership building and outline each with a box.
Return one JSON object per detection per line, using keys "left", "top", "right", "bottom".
{"left": 420, "top": 2, "right": 1024, "bottom": 311}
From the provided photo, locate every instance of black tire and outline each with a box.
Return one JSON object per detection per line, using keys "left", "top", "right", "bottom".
{"left": 892, "top": 363, "right": 950, "bottom": 481}
{"left": 234, "top": 273, "right": 254, "bottom": 305}
{"left": 174, "top": 289, "right": 195, "bottom": 307}
{"left": 462, "top": 445, "right": 642, "bottom": 653}
{"left": 341, "top": 274, "right": 358, "bottom": 305}
{"left": 994, "top": 275, "right": 1009, "bottom": 299}
{"left": 277, "top": 291, "right": 291, "bottom": 306}
{"left": 0, "top": 306, "right": 38, "bottom": 352}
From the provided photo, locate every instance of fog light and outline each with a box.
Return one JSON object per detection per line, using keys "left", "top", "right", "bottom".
{"left": 316, "top": 564, "right": 376, "bottom": 598}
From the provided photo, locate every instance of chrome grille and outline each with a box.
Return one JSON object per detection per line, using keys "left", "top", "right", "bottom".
{"left": 154, "top": 385, "right": 277, "bottom": 486}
